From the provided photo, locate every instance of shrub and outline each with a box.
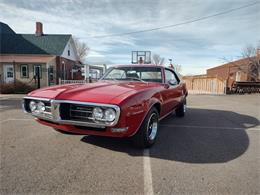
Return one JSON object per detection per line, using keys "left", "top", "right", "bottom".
{"left": 0, "top": 81, "right": 36, "bottom": 94}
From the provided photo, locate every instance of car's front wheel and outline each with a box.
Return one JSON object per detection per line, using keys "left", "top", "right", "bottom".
{"left": 175, "top": 98, "right": 186, "bottom": 117}
{"left": 132, "top": 107, "right": 159, "bottom": 148}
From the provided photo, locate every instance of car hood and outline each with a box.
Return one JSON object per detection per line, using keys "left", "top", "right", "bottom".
{"left": 28, "top": 81, "right": 161, "bottom": 104}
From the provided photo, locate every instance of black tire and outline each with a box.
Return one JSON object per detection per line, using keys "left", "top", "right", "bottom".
{"left": 132, "top": 107, "right": 159, "bottom": 148}
{"left": 175, "top": 98, "right": 186, "bottom": 117}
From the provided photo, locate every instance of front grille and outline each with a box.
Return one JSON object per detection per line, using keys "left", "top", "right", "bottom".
{"left": 70, "top": 104, "right": 94, "bottom": 121}
{"left": 59, "top": 103, "right": 95, "bottom": 123}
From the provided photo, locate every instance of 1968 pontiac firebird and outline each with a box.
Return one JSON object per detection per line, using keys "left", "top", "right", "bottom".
{"left": 23, "top": 65, "right": 188, "bottom": 148}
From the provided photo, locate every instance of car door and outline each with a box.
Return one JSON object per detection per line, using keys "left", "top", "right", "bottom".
{"left": 160, "top": 69, "right": 182, "bottom": 115}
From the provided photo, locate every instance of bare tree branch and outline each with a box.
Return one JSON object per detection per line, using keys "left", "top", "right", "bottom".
{"left": 222, "top": 44, "right": 260, "bottom": 81}
{"left": 242, "top": 45, "right": 260, "bottom": 81}
{"left": 174, "top": 64, "right": 182, "bottom": 73}
{"left": 152, "top": 54, "right": 165, "bottom": 65}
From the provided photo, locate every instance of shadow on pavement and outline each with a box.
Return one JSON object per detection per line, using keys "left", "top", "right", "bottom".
{"left": 0, "top": 98, "right": 23, "bottom": 112}
{"left": 81, "top": 108, "right": 259, "bottom": 163}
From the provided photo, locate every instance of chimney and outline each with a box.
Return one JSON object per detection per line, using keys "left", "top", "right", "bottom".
{"left": 35, "top": 22, "right": 43, "bottom": 36}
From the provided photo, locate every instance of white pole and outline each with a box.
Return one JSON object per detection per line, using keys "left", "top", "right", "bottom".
{"left": 84, "top": 64, "right": 89, "bottom": 81}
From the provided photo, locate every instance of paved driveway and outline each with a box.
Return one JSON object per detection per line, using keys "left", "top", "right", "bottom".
{"left": 0, "top": 94, "right": 259, "bottom": 194}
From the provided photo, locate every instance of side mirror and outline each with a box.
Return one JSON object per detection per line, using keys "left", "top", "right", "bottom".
{"left": 168, "top": 80, "right": 178, "bottom": 86}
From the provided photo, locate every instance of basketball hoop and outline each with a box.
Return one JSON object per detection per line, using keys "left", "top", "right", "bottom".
{"left": 132, "top": 51, "right": 151, "bottom": 64}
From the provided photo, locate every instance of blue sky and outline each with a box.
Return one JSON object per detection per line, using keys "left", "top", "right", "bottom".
{"left": 0, "top": 0, "right": 259, "bottom": 75}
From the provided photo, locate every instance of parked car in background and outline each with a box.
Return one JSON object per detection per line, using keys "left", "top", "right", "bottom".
{"left": 23, "top": 65, "right": 188, "bottom": 148}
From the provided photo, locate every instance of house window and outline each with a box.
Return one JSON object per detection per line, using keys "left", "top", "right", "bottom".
{"left": 34, "top": 65, "right": 42, "bottom": 78}
{"left": 20, "top": 65, "right": 29, "bottom": 78}
{"left": 68, "top": 50, "right": 70, "bottom": 56}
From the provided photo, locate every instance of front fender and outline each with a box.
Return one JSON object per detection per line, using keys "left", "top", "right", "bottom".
{"left": 119, "top": 91, "right": 162, "bottom": 137}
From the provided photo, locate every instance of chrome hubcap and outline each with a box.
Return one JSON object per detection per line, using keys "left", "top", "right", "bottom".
{"left": 147, "top": 113, "right": 158, "bottom": 140}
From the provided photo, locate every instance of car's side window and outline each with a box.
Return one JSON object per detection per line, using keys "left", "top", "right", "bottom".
{"left": 165, "top": 69, "right": 178, "bottom": 85}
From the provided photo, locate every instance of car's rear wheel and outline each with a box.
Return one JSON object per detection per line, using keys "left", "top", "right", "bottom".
{"left": 132, "top": 107, "right": 159, "bottom": 148}
{"left": 175, "top": 98, "right": 186, "bottom": 117}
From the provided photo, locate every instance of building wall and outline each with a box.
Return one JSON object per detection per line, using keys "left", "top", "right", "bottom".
{"left": 207, "top": 65, "right": 249, "bottom": 81}
{"left": 61, "top": 37, "right": 79, "bottom": 62}
{"left": 14, "top": 63, "right": 48, "bottom": 88}
{"left": 0, "top": 62, "right": 49, "bottom": 88}
{"left": 56, "top": 56, "right": 82, "bottom": 83}
{"left": 207, "top": 59, "right": 250, "bottom": 88}
{"left": 207, "top": 65, "right": 229, "bottom": 80}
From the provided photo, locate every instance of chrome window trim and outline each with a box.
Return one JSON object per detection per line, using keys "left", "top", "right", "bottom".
{"left": 23, "top": 97, "right": 121, "bottom": 128}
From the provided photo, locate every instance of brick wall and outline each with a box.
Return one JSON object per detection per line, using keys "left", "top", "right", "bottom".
{"left": 207, "top": 58, "right": 250, "bottom": 88}
{"left": 56, "top": 57, "right": 83, "bottom": 83}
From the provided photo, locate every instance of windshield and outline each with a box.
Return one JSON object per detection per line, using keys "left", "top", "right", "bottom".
{"left": 101, "top": 66, "right": 163, "bottom": 83}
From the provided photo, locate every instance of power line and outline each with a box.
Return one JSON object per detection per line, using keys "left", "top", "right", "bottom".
{"left": 90, "top": 1, "right": 260, "bottom": 38}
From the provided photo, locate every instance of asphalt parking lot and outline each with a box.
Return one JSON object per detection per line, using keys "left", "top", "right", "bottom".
{"left": 0, "top": 94, "right": 259, "bottom": 194}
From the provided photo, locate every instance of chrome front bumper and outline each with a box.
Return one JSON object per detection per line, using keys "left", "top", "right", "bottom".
{"left": 23, "top": 97, "right": 121, "bottom": 128}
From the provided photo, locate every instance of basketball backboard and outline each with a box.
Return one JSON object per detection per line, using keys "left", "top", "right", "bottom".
{"left": 131, "top": 51, "right": 151, "bottom": 64}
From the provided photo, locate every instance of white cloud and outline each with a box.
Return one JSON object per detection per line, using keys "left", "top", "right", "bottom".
{"left": 0, "top": 0, "right": 259, "bottom": 75}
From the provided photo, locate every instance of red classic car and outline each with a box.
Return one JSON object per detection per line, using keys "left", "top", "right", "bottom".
{"left": 23, "top": 65, "right": 188, "bottom": 148}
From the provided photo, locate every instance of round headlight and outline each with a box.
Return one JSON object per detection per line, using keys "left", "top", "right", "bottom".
{"left": 37, "top": 101, "right": 45, "bottom": 113}
{"left": 93, "top": 107, "right": 103, "bottom": 120}
{"left": 104, "top": 108, "right": 116, "bottom": 122}
{"left": 29, "top": 101, "right": 37, "bottom": 112}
